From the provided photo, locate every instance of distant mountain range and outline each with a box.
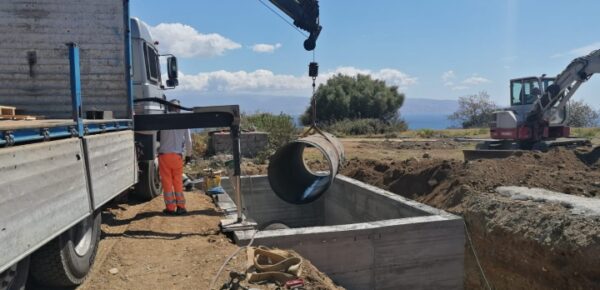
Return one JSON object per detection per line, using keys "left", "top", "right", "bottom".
{"left": 400, "top": 98, "right": 459, "bottom": 116}
{"left": 177, "top": 94, "right": 459, "bottom": 129}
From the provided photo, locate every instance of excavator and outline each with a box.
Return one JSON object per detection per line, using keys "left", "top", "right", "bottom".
{"left": 464, "top": 49, "right": 600, "bottom": 159}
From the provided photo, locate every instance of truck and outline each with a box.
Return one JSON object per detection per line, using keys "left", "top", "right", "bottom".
{"left": 0, "top": 0, "right": 321, "bottom": 289}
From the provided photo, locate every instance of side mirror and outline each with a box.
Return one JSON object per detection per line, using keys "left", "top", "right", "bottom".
{"left": 166, "top": 56, "right": 178, "bottom": 87}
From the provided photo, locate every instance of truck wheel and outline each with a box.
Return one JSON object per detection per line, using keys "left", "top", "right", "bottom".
{"left": 30, "top": 211, "right": 101, "bottom": 287}
{"left": 133, "top": 159, "right": 162, "bottom": 201}
{"left": 0, "top": 257, "right": 29, "bottom": 290}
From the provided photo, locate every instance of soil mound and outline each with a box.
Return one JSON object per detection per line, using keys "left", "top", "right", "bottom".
{"left": 341, "top": 147, "right": 600, "bottom": 289}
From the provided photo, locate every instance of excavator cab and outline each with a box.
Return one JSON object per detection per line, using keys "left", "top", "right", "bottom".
{"left": 510, "top": 77, "right": 555, "bottom": 106}
{"left": 490, "top": 76, "right": 567, "bottom": 143}
{"left": 508, "top": 76, "right": 567, "bottom": 127}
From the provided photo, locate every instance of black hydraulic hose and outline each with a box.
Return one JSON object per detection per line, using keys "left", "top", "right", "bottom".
{"left": 133, "top": 97, "right": 193, "bottom": 112}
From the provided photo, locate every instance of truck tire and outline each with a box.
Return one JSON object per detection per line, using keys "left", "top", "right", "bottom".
{"left": 0, "top": 257, "right": 29, "bottom": 290}
{"left": 133, "top": 159, "right": 162, "bottom": 201}
{"left": 29, "top": 211, "right": 101, "bottom": 287}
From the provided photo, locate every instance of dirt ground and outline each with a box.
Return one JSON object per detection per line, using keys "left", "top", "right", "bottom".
{"left": 76, "top": 191, "right": 340, "bottom": 290}
{"left": 340, "top": 142, "right": 600, "bottom": 289}
{"left": 76, "top": 137, "right": 600, "bottom": 289}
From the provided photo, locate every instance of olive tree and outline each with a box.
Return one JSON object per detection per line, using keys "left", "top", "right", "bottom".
{"left": 448, "top": 91, "right": 498, "bottom": 128}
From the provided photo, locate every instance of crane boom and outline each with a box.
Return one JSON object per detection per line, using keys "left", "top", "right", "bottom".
{"left": 268, "top": 0, "right": 322, "bottom": 50}
{"left": 528, "top": 49, "right": 600, "bottom": 123}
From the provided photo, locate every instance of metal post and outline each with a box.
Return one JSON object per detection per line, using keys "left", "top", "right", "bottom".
{"left": 123, "top": 0, "right": 134, "bottom": 119}
{"left": 68, "top": 43, "right": 83, "bottom": 137}
{"left": 231, "top": 125, "right": 243, "bottom": 222}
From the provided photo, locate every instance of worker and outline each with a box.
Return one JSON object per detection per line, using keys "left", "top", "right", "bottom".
{"left": 158, "top": 99, "right": 192, "bottom": 215}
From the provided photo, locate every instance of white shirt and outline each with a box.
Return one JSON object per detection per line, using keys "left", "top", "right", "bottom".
{"left": 158, "top": 129, "right": 192, "bottom": 156}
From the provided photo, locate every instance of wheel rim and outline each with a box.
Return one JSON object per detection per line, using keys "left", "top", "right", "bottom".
{"left": 73, "top": 217, "right": 93, "bottom": 257}
{"left": 0, "top": 264, "right": 18, "bottom": 290}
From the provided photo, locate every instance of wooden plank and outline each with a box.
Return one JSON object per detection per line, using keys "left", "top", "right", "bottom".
{"left": 0, "top": 119, "right": 74, "bottom": 130}
{"left": 0, "top": 114, "right": 39, "bottom": 120}
{"left": 0, "top": 106, "right": 15, "bottom": 116}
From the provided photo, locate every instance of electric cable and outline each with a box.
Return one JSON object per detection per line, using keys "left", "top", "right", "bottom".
{"left": 463, "top": 221, "right": 492, "bottom": 290}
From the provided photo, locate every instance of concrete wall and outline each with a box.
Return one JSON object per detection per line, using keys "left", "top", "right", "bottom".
{"left": 0, "top": 0, "right": 128, "bottom": 118}
{"left": 222, "top": 176, "right": 324, "bottom": 228}
{"left": 220, "top": 175, "right": 465, "bottom": 290}
{"left": 209, "top": 132, "right": 268, "bottom": 158}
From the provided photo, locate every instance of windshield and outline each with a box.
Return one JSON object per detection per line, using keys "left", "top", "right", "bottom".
{"left": 511, "top": 78, "right": 542, "bottom": 105}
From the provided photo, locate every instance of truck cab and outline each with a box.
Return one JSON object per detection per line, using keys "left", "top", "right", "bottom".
{"left": 130, "top": 18, "right": 176, "bottom": 115}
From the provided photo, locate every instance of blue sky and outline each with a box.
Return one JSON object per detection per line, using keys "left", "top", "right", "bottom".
{"left": 132, "top": 0, "right": 600, "bottom": 108}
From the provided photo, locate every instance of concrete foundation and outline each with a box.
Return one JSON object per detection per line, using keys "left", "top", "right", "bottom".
{"left": 219, "top": 175, "right": 465, "bottom": 290}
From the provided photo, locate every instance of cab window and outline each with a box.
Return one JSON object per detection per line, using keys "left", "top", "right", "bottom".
{"left": 144, "top": 43, "right": 159, "bottom": 84}
{"left": 524, "top": 80, "right": 541, "bottom": 105}
{"left": 511, "top": 81, "right": 523, "bottom": 105}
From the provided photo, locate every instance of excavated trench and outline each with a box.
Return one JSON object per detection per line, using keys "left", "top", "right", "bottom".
{"left": 218, "top": 174, "right": 465, "bottom": 290}
{"left": 342, "top": 148, "right": 600, "bottom": 289}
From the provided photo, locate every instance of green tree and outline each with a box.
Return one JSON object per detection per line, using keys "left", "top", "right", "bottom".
{"left": 566, "top": 100, "right": 600, "bottom": 127}
{"left": 301, "top": 74, "right": 405, "bottom": 125}
{"left": 448, "top": 91, "right": 498, "bottom": 128}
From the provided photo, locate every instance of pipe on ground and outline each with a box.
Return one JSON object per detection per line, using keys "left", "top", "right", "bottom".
{"left": 268, "top": 132, "right": 344, "bottom": 204}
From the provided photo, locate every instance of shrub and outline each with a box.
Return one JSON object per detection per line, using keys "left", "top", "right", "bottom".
{"left": 242, "top": 112, "right": 300, "bottom": 162}
{"left": 242, "top": 112, "right": 299, "bottom": 148}
{"left": 416, "top": 129, "right": 435, "bottom": 138}
{"left": 324, "top": 118, "right": 407, "bottom": 136}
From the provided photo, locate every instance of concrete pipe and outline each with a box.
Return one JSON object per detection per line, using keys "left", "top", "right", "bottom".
{"left": 268, "top": 132, "right": 345, "bottom": 204}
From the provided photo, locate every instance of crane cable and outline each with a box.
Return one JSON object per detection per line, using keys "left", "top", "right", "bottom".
{"left": 255, "top": 0, "right": 308, "bottom": 38}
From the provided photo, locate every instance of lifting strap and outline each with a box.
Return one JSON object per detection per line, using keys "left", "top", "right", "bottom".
{"left": 245, "top": 246, "right": 303, "bottom": 285}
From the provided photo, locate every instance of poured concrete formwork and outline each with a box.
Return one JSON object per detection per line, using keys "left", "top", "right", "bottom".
{"left": 219, "top": 175, "right": 465, "bottom": 290}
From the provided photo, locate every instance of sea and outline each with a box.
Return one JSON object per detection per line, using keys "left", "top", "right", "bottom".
{"left": 403, "top": 114, "right": 455, "bottom": 130}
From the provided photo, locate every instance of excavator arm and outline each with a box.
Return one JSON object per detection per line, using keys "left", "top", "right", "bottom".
{"left": 268, "top": 0, "right": 322, "bottom": 51}
{"left": 528, "top": 49, "right": 600, "bottom": 123}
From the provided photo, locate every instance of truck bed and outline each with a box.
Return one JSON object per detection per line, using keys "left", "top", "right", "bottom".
{"left": 0, "top": 119, "right": 132, "bottom": 146}
{"left": 0, "top": 119, "right": 130, "bottom": 130}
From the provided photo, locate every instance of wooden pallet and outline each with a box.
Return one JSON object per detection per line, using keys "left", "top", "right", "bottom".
{"left": 0, "top": 114, "right": 38, "bottom": 120}
{"left": 0, "top": 105, "right": 16, "bottom": 116}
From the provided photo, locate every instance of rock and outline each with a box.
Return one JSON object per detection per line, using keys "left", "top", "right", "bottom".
{"left": 533, "top": 153, "right": 542, "bottom": 159}
{"left": 422, "top": 153, "right": 431, "bottom": 159}
{"left": 511, "top": 194, "right": 530, "bottom": 201}
{"left": 557, "top": 164, "right": 566, "bottom": 169}
{"left": 109, "top": 268, "right": 119, "bottom": 275}
{"left": 427, "top": 179, "right": 438, "bottom": 186}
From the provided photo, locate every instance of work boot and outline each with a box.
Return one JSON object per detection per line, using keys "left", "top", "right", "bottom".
{"left": 163, "top": 209, "right": 177, "bottom": 216}
{"left": 176, "top": 207, "right": 188, "bottom": 215}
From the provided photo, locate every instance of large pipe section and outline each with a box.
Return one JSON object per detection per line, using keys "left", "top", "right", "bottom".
{"left": 268, "top": 132, "right": 344, "bottom": 204}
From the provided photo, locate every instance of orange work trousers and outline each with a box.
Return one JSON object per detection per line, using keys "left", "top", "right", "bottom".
{"left": 158, "top": 153, "right": 186, "bottom": 211}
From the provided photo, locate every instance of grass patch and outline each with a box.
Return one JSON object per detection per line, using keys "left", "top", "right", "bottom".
{"left": 571, "top": 127, "right": 600, "bottom": 139}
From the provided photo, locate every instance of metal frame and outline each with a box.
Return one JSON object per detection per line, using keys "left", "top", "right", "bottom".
{"left": 123, "top": 0, "right": 134, "bottom": 119}
{"left": 133, "top": 106, "right": 242, "bottom": 175}
{"left": 134, "top": 106, "right": 243, "bottom": 220}
{"left": 68, "top": 43, "right": 84, "bottom": 137}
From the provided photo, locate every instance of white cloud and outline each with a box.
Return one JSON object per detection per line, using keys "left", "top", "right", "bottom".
{"left": 441, "top": 71, "right": 490, "bottom": 90}
{"left": 178, "top": 70, "right": 307, "bottom": 95}
{"left": 442, "top": 70, "right": 456, "bottom": 83}
{"left": 149, "top": 23, "right": 241, "bottom": 58}
{"left": 451, "top": 85, "right": 469, "bottom": 91}
{"left": 325, "top": 67, "right": 418, "bottom": 87}
{"left": 251, "top": 43, "right": 282, "bottom": 53}
{"left": 552, "top": 41, "right": 600, "bottom": 58}
{"left": 176, "top": 66, "right": 417, "bottom": 96}
{"left": 462, "top": 76, "right": 491, "bottom": 85}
